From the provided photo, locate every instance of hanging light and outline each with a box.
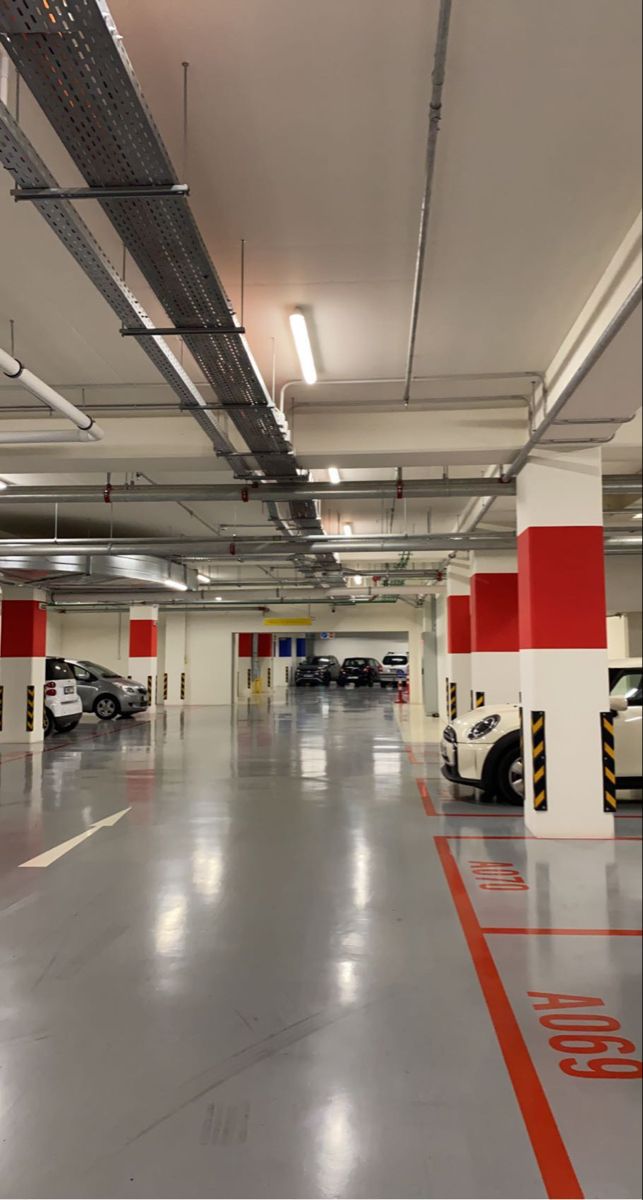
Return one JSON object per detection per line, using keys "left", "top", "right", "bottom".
{"left": 289, "top": 310, "right": 317, "bottom": 385}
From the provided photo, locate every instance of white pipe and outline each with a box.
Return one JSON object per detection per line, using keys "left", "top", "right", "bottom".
{"left": 0, "top": 51, "right": 10, "bottom": 108}
{"left": 0, "top": 346, "right": 104, "bottom": 444}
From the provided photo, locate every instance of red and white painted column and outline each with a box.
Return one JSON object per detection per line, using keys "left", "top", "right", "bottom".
{"left": 445, "top": 563, "right": 471, "bottom": 721}
{"left": 470, "top": 551, "right": 519, "bottom": 707}
{"left": 129, "top": 605, "right": 159, "bottom": 712}
{"left": 517, "top": 448, "right": 613, "bottom": 838}
{"left": 0, "top": 586, "right": 47, "bottom": 744}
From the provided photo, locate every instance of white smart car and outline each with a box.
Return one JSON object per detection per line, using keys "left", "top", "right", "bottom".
{"left": 441, "top": 659, "right": 642, "bottom": 803}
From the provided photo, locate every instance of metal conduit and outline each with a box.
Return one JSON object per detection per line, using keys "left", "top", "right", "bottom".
{"left": 0, "top": 530, "right": 638, "bottom": 558}
{"left": 403, "top": 0, "right": 453, "bottom": 407}
{"left": 0, "top": 475, "right": 638, "bottom": 506}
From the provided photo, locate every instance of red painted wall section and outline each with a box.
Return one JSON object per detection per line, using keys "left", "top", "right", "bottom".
{"left": 0, "top": 600, "right": 47, "bottom": 658}
{"left": 257, "top": 633, "right": 273, "bottom": 658}
{"left": 518, "top": 526, "right": 607, "bottom": 649}
{"left": 471, "top": 573, "right": 519, "bottom": 652}
{"left": 238, "top": 633, "right": 252, "bottom": 658}
{"left": 447, "top": 594, "right": 471, "bottom": 654}
{"left": 129, "top": 620, "right": 158, "bottom": 658}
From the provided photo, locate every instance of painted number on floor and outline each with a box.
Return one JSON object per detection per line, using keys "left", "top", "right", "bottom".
{"left": 528, "top": 992, "right": 642, "bottom": 1079}
{"left": 469, "top": 861, "right": 528, "bottom": 891}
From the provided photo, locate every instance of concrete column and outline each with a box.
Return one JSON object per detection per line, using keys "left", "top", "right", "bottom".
{"left": 0, "top": 586, "right": 47, "bottom": 745}
{"left": 160, "top": 612, "right": 187, "bottom": 706}
{"left": 129, "top": 605, "right": 159, "bottom": 712}
{"left": 517, "top": 448, "right": 613, "bottom": 838}
{"left": 445, "top": 563, "right": 471, "bottom": 720}
{"left": 470, "top": 551, "right": 519, "bottom": 706}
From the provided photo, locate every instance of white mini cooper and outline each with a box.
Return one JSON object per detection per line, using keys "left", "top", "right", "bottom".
{"left": 441, "top": 659, "right": 642, "bottom": 804}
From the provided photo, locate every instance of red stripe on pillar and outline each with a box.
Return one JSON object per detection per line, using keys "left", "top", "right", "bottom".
{"left": 129, "top": 620, "right": 158, "bottom": 658}
{"left": 471, "top": 573, "right": 519, "bottom": 652}
{"left": 0, "top": 600, "right": 47, "bottom": 658}
{"left": 447, "top": 594, "right": 471, "bottom": 654}
{"left": 518, "top": 526, "right": 607, "bottom": 649}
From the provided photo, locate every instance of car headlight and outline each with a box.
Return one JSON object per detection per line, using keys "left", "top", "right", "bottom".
{"left": 443, "top": 725, "right": 456, "bottom": 744}
{"left": 123, "top": 686, "right": 139, "bottom": 694}
{"left": 468, "top": 714, "right": 501, "bottom": 740}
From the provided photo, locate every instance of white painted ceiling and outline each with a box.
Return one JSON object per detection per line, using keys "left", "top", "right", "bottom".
{"left": 0, "top": 0, "right": 641, "bottom": 590}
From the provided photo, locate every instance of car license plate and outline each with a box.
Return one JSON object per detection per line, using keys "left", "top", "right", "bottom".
{"left": 64, "top": 686, "right": 74, "bottom": 694}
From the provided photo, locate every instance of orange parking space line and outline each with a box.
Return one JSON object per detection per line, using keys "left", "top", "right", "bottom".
{"left": 416, "top": 778, "right": 437, "bottom": 816}
{"left": 482, "top": 927, "right": 643, "bottom": 937}
{"left": 445, "top": 834, "right": 642, "bottom": 842}
{"left": 434, "top": 835, "right": 583, "bottom": 1200}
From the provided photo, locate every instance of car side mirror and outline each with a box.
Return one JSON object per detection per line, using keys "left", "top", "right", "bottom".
{"left": 611, "top": 696, "right": 629, "bottom": 714}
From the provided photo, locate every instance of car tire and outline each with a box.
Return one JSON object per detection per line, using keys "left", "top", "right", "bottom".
{"left": 367, "top": 679, "right": 374, "bottom": 688}
{"left": 338, "top": 680, "right": 346, "bottom": 688}
{"left": 58, "top": 716, "right": 81, "bottom": 734}
{"left": 94, "top": 694, "right": 120, "bottom": 721}
{"left": 495, "top": 742, "right": 525, "bottom": 805}
{"left": 44, "top": 707, "right": 55, "bottom": 738}
{"left": 323, "top": 676, "right": 331, "bottom": 687}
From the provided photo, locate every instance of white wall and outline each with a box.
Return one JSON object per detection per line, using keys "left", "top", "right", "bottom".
{"left": 48, "top": 602, "right": 425, "bottom": 706}
{"left": 605, "top": 556, "right": 643, "bottom": 614}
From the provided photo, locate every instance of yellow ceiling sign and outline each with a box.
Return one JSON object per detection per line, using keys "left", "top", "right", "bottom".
{"left": 263, "top": 616, "right": 313, "bottom": 627}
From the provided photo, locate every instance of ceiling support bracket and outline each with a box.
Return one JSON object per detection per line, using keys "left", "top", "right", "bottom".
{"left": 120, "top": 325, "right": 244, "bottom": 337}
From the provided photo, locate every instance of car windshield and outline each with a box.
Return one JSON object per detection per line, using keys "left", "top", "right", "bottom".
{"left": 80, "top": 662, "right": 121, "bottom": 680}
{"left": 344, "top": 658, "right": 368, "bottom": 667}
{"left": 46, "top": 659, "right": 73, "bottom": 681}
{"left": 383, "top": 655, "right": 407, "bottom": 666}
{"left": 303, "top": 657, "right": 330, "bottom": 666}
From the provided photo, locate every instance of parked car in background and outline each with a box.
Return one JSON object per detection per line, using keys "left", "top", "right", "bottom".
{"left": 440, "top": 658, "right": 643, "bottom": 804}
{"left": 379, "top": 652, "right": 409, "bottom": 688}
{"left": 294, "top": 655, "right": 341, "bottom": 687}
{"left": 338, "top": 657, "right": 383, "bottom": 687}
{"left": 67, "top": 660, "right": 149, "bottom": 720}
{"left": 44, "top": 657, "right": 83, "bottom": 737}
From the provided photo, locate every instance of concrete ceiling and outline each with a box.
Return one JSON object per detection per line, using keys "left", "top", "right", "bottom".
{"left": 0, "top": 0, "right": 641, "bottom": 596}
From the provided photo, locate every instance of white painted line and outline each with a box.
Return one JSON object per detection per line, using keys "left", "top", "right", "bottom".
{"left": 18, "top": 807, "right": 131, "bottom": 869}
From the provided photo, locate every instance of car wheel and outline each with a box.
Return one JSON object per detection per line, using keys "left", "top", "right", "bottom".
{"left": 496, "top": 745, "right": 525, "bottom": 805}
{"left": 367, "top": 678, "right": 374, "bottom": 688}
{"left": 58, "top": 717, "right": 81, "bottom": 734}
{"left": 94, "top": 694, "right": 120, "bottom": 721}
{"left": 44, "top": 707, "right": 55, "bottom": 738}
{"left": 338, "top": 679, "right": 346, "bottom": 687}
{"left": 323, "top": 676, "right": 331, "bottom": 687}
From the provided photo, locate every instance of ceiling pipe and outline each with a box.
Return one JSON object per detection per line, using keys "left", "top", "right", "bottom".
{"left": 0, "top": 529, "right": 638, "bottom": 558}
{"left": 0, "top": 474, "right": 638, "bottom": 506}
{"left": 403, "top": 0, "right": 453, "bottom": 408}
{"left": 0, "top": 347, "right": 104, "bottom": 445}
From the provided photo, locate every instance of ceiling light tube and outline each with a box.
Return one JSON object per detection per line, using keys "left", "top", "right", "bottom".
{"left": 343, "top": 523, "right": 353, "bottom": 537}
{"left": 164, "top": 579, "right": 189, "bottom": 592}
{"left": 328, "top": 466, "right": 341, "bottom": 485}
{"left": 353, "top": 574, "right": 363, "bottom": 585}
{"left": 289, "top": 311, "right": 317, "bottom": 385}
{"left": 197, "top": 573, "right": 211, "bottom": 584}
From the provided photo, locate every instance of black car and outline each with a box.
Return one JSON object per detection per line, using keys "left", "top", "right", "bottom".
{"left": 338, "top": 657, "right": 383, "bottom": 687}
{"left": 295, "top": 655, "right": 341, "bottom": 686}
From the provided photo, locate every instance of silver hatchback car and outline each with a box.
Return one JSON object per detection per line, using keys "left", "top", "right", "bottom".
{"left": 66, "top": 660, "right": 149, "bottom": 721}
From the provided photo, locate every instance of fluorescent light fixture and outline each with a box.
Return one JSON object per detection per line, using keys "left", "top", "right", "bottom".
{"left": 0, "top": 480, "right": 8, "bottom": 492}
{"left": 289, "top": 310, "right": 317, "bottom": 385}
{"left": 165, "top": 579, "right": 188, "bottom": 592}
{"left": 343, "top": 523, "right": 353, "bottom": 537}
{"left": 632, "top": 512, "right": 642, "bottom": 520}
{"left": 328, "top": 466, "right": 341, "bottom": 485}
{"left": 197, "top": 573, "right": 211, "bottom": 584}
{"left": 215, "top": 595, "right": 223, "bottom": 602}
{"left": 353, "top": 574, "right": 363, "bottom": 585}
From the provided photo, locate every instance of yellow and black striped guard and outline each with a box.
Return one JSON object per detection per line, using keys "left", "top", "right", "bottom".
{"left": 601, "top": 712, "right": 617, "bottom": 813}
{"left": 26, "top": 685, "right": 36, "bottom": 733}
{"left": 531, "top": 710, "right": 547, "bottom": 811}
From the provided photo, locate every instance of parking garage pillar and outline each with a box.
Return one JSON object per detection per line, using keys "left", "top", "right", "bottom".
{"left": 129, "top": 605, "right": 159, "bottom": 712}
{"left": 445, "top": 564, "right": 471, "bottom": 720}
{"left": 0, "top": 586, "right": 47, "bottom": 745}
{"left": 517, "top": 448, "right": 613, "bottom": 838}
{"left": 470, "top": 551, "right": 519, "bottom": 706}
{"left": 159, "top": 612, "right": 187, "bottom": 706}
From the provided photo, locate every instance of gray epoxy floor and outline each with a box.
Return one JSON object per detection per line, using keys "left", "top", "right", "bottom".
{"left": 0, "top": 691, "right": 640, "bottom": 1199}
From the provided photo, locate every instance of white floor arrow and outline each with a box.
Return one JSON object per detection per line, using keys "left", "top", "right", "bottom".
{"left": 19, "top": 807, "right": 131, "bottom": 869}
